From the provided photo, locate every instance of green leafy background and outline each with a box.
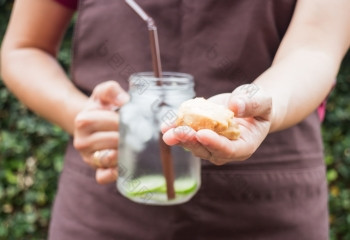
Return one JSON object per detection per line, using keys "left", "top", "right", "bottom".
{"left": 0, "top": 1, "right": 349, "bottom": 239}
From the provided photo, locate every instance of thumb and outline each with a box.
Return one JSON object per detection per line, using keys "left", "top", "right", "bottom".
{"left": 228, "top": 84, "right": 272, "bottom": 120}
{"left": 91, "top": 81, "right": 129, "bottom": 109}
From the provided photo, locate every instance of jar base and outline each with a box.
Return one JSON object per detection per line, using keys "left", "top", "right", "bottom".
{"left": 117, "top": 175, "right": 200, "bottom": 206}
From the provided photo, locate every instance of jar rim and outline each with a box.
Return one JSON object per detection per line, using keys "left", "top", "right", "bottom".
{"left": 129, "top": 72, "right": 194, "bottom": 84}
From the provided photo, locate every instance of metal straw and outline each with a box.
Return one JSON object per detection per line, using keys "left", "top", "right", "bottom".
{"left": 125, "top": 0, "right": 175, "bottom": 200}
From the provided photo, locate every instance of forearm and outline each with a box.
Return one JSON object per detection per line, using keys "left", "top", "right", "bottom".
{"left": 253, "top": 0, "right": 350, "bottom": 133}
{"left": 1, "top": 48, "right": 87, "bottom": 135}
{"left": 254, "top": 48, "right": 339, "bottom": 132}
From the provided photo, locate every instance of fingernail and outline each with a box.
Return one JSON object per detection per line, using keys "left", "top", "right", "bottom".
{"left": 236, "top": 98, "right": 245, "bottom": 116}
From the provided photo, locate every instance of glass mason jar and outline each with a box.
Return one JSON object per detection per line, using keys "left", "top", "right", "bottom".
{"left": 117, "top": 72, "right": 201, "bottom": 205}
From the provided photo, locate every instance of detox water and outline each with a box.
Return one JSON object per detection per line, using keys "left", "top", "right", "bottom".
{"left": 117, "top": 72, "right": 201, "bottom": 205}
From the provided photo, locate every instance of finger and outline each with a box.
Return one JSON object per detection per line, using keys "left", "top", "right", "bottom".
{"left": 162, "top": 129, "right": 180, "bottom": 145}
{"left": 91, "top": 149, "right": 118, "bottom": 168}
{"left": 229, "top": 84, "right": 272, "bottom": 119}
{"left": 162, "top": 126, "right": 196, "bottom": 145}
{"left": 74, "top": 131, "right": 119, "bottom": 155}
{"left": 91, "top": 150, "right": 109, "bottom": 168}
{"left": 180, "top": 140, "right": 212, "bottom": 160}
{"left": 75, "top": 110, "right": 120, "bottom": 134}
{"left": 163, "top": 126, "right": 211, "bottom": 159}
{"left": 91, "top": 81, "right": 130, "bottom": 109}
{"left": 100, "top": 149, "right": 118, "bottom": 167}
{"left": 84, "top": 149, "right": 117, "bottom": 169}
{"left": 96, "top": 167, "right": 118, "bottom": 184}
{"left": 196, "top": 129, "right": 253, "bottom": 161}
{"left": 160, "top": 122, "right": 176, "bottom": 134}
{"left": 207, "top": 93, "right": 231, "bottom": 105}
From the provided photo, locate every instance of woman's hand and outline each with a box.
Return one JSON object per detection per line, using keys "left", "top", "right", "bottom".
{"left": 162, "top": 84, "right": 272, "bottom": 165}
{"left": 73, "top": 81, "right": 129, "bottom": 184}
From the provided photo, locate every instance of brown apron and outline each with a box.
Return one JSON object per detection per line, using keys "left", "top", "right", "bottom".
{"left": 49, "top": 1, "right": 329, "bottom": 239}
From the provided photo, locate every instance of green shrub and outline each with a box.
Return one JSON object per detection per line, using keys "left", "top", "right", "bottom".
{"left": 0, "top": 1, "right": 350, "bottom": 239}
{"left": 324, "top": 52, "right": 350, "bottom": 240}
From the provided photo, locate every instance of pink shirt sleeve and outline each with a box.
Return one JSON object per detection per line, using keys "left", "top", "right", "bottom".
{"left": 53, "top": 0, "right": 78, "bottom": 10}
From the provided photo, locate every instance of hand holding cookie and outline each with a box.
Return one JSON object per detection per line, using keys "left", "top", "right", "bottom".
{"left": 162, "top": 84, "right": 272, "bottom": 165}
{"left": 176, "top": 97, "right": 240, "bottom": 140}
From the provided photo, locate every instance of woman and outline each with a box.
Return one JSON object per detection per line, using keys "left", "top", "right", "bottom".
{"left": 1, "top": 0, "right": 349, "bottom": 239}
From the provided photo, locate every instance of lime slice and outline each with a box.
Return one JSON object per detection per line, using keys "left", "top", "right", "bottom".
{"left": 174, "top": 178, "right": 197, "bottom": 194}
{"left": 126, "top": 175, "right": 165, "bottom": 196}
{"left": 125, "top": 175, "right": 198, "bottom": 197}
{"left": 158, "top": 177, "right": 197, "bottom": 194}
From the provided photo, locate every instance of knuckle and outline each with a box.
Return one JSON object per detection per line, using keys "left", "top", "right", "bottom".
{"left": 73, "top": 137, "right": 90, "bottom": 151}
{"left": 74, "top": 113, "right": 92, "bottom": 130}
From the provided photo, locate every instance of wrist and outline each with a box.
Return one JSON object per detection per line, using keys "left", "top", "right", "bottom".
{"left": 60, "top": 89, "right": 88, "bottom": 135}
